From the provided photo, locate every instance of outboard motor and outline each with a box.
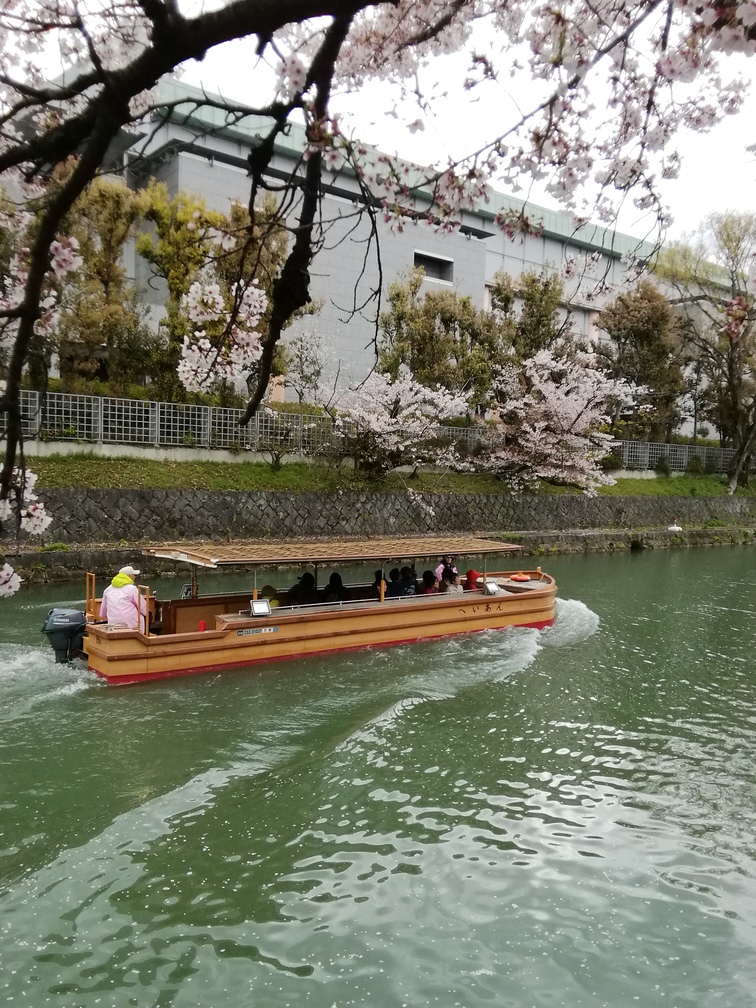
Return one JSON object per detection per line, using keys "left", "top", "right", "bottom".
{"left": 41, "top": 608, "right": 87, "bottom": 663}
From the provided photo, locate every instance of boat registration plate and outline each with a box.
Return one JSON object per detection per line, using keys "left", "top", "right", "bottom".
{"left": 236, "top": 626, "right": 279, "bottom": 637}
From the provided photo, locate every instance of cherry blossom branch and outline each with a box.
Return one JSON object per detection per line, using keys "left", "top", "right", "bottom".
{"left": 241, "top": 10, "right": 356, "bottom": 423}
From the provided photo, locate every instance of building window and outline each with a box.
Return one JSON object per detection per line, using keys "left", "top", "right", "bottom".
{"left": 414, "top": 251, "right": 453, "bottom": 282}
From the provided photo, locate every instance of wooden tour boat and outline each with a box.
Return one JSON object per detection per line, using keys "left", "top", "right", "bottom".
{"left": 75, "top": 536, "right": 557, "bottom": 686}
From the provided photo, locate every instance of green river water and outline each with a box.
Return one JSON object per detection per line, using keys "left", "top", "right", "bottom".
{"left": 1, "top": 548, "right": 756, "bottom": 1008}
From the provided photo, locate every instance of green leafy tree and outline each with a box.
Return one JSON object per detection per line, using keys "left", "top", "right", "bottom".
{"left": 655, "top": 212, "right": 756, "bottom": 490}
{"left": 596, "top": 280, "right": 684, "bottom": 441}
{"left": 135, "top": 181, "right": 225, "bottom": 399}
{"left": 0, "top": 190, "right": 21, "bottom": 380}
{"left": 488, "top": 270, "right": 568, "bottom": 358}
{"left": 379, "top": 268, "right": 571, "bottom": 414}
{"left": 379, "top": 268, "right": 505, "bottom": 413}
{"left": 212, "top": 196, "right": 289, "bottom": 319}
{"left": 54, "top": 176, "right": 153, "bottom": 393}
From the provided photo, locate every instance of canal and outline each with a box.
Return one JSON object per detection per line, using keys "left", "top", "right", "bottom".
{"left": 1, "top": 547, "right": 755, "bottom": 1008}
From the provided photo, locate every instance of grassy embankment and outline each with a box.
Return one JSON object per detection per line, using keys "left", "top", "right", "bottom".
{"left": 30, "top": 453, "right": 755, "bottom": 497}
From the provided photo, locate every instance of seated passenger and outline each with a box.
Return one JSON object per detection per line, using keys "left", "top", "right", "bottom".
{"left": 435, "top": 554, "right": 458, "bottom": 581}
{"left": 385, "top": 567, "right": 403, "bottom": 598}
{"left": 288, "top": 571, "right": 319, "bottom": 605}
{"left": 398, "top": 566, "right": 418, "bottom": 596}
{"left": 439, "top": 567, "right": 464, "bottom": 594}
{"left": 260, "top": 584, "right": 279, "bottom": 608}
{"left": 420, "top": 570, "right": 439, "bottom": 594}
{"left": 370, "top": 569, "right": 387, "bottom": 598}
{"left": 322, "top": 571, "right": 349, "bottom": 603}
{"left": 464, "top": 568, "right": 482, "bottom": 591}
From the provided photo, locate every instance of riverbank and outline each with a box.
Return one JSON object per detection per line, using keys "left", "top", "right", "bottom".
{"left": 10, "top": 486, "right": 756, "bottom": 547}
{"left": 7, "top": 525, "right": 756, "bottom": 582}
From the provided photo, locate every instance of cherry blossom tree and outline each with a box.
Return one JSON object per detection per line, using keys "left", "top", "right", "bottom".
{"left": 0, "top": 385, "right": 52, "bottom": 596}
{"left": 475, "top": 340, "right": 639, "bottom": 493}
{"left": 316, "top": 371, "right": 469, "bottom": 477}
{"left": 2, "top": 0, "right": 756, "bottom": 589}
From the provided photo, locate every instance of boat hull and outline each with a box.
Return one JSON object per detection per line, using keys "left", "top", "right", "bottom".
{"left": 84, "top": 577, "right": 557, "bottom": 686}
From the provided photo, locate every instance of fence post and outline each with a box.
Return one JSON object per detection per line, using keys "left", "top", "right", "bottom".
{"left": 32, "top": 390, "right": 41, "bottom": 439}
{"left": 95, "top": 394, "right": 103, "bottom": 444}
{"left": 151, "top": 401, "right": 160, "bottom": 447}
{"left": 203, "top": 405, "right": 211, "bottom": 448}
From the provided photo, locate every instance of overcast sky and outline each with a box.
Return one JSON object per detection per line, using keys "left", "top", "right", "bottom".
{"left": 181, "top": 39, "right": 756, "bottom": 247}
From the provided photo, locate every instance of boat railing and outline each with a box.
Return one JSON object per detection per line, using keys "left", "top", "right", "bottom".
{"left": 142, "top": 570, "right": 554, "bottom": 632}
{"left": 85, "top": 571, "right": 97, "bottom": 620}
{"left": 138, "top": 582, "right": 153, "bottom": 634}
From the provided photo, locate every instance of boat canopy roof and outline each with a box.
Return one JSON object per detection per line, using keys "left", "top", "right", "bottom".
{"left": 143, "top": 536, "right": 522, "bottom": 569}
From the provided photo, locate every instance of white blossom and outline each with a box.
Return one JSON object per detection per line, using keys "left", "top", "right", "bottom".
{"left": 0, "top": 563, "right": 22, "bottom": 597}
{"left": 178, "top": 278, "right": 268, "bottom": 393}
{"left": 314, "top": 372, "right": 469, "bottom": 476}
{"left": 0, "top": 467, "right": 51, "bottom": 596}
{"left": 475, "top": 339, "right": 639, "bottom": 494}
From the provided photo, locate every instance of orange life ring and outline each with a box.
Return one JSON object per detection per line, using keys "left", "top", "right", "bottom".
{"left": 510, "top": 572, "right": 531, "bottom": 582}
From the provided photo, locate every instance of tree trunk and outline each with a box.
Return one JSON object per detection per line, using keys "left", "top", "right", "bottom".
{"left": 727, "top": 419, "right": 756, "bottom": 493}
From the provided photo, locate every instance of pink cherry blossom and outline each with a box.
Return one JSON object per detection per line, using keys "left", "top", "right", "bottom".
{"left": 0, "top": 563, "right": 22, "bottom": 597}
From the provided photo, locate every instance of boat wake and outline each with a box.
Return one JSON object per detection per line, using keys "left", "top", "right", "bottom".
{"left": 540, "top": 597, "right": 600, "bottom": 648}
{"left": 375, "top": 597, "right": 599, "bottom": 704}
{"left": 0, "top": 645, "right": 93, "bottom": 718}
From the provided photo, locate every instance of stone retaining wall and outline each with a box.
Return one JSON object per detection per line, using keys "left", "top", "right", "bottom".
{"left": 4, "top": 488, "right": 756, "bottom": 581}
{"left": 20, "top": 488, "right": 756, "bottom": 545}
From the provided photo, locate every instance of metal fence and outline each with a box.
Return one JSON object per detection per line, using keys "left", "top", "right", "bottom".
{"left": 4, "top": 389, "right": 733, "bottom": 472}
{"left": 619, "top": 440, "right": 735, "bottom": 474}
{"left": 9, "top": 390, "right": 480, "bottom": 456}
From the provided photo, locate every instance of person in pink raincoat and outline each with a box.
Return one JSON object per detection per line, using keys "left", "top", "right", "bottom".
{"left": 99, "top": 565, "right": 147, "bottom": 631}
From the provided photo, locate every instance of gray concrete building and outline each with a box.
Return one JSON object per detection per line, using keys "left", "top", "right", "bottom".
{"left": 118, "top": 78, "right": 650, "bottom": 393}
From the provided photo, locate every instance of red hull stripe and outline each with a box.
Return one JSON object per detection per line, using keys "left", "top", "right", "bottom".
{"left": 91, "top": 618, "right": 555, "bottom": 686}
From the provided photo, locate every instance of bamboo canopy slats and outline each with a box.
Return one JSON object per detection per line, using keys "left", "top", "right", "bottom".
{"left": 144, "top": 536, "right": 523, "bottom": 569}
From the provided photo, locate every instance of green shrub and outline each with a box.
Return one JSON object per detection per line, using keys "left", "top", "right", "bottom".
{"left": 685, "top": 454, "right": 705, "bottom": 475}
{"left": 671, "top": 433, "right": 719, "bottom": 447}
{"left": 600, "top": 446, "right": 625, "bottom": 472}
{"left": 264, "top": 401, "right": 325, "bottom": 416}
{"left": 654, "top": 455, "right": 671, "bottom": 477}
